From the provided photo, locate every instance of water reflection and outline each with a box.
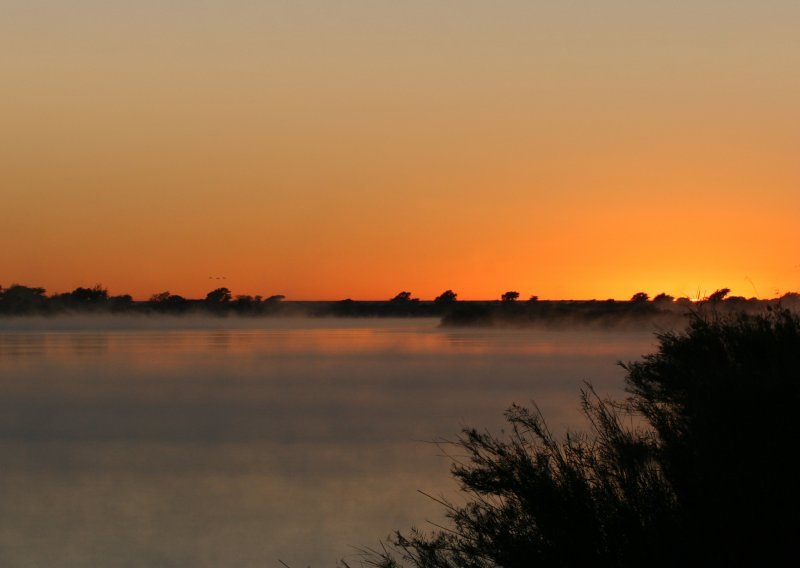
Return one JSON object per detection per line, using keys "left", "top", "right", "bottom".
{"left": 0, "top": 318, "right": 659, "bottom": 567}
{"left": 1, "top": 327, "right": 652, "bottom": 363}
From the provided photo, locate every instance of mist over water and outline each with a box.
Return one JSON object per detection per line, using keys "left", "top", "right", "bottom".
{"left": 0, "top": 317, "right": 659, "bottom": 567}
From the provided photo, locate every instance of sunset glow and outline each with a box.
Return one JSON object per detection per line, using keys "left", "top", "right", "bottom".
{"left": 3, "top": 1, "right": 798, "bottom": 300}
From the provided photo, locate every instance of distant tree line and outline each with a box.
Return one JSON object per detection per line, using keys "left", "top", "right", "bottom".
{"left": 440, "top": 289, "right": 800, "bottom": 329}
{"left": 0, "top": 284, "right": 292, "bottom": 317}
{"left": 0, "top": 284, "right": 134, "bottom": 315}
{"left": 2, "top": 283, "right": 798, "bottom": 327}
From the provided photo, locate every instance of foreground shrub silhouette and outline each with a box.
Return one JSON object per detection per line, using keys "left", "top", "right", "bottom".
{"left": 355, "top": 309, "right": 800, "bottom": 567}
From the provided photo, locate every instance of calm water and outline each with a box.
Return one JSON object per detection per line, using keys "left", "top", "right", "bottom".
{"left": 0, "top": 316, "right": 659, "bottom": 567}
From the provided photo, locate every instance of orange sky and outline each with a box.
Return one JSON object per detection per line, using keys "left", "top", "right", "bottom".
{"left": 2, "top": 1, "right": 798, "bottom": 300}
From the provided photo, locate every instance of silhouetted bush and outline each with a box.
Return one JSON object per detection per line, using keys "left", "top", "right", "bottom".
{"left": 356, "top": 309, "right": 800, "bottom": 567}
{"left": 0, "top": 284, "right": 48, "bottom": 314}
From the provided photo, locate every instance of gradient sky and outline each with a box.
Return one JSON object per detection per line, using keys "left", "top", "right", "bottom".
{"left": 3, "top": 1, "right": 798, "bottom": 300}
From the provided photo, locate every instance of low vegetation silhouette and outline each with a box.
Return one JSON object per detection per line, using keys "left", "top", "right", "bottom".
{"left": 501, "top": 291, "right": 520, "bottom": 303}
{"left": 2, "top": 283, "right": 800, "bottom": 329}
{"left": 352, "top": 308, "right": 800, "bottom": 567}
{"left": 434, "top": 290, "right": 458, "bottom": 306}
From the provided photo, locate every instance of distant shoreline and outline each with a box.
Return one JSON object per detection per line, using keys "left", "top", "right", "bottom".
{"left": 3, "top": 288, "right": 797, "bottom": 329}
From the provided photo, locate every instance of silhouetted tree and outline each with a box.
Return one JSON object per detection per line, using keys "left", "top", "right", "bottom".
{"left": 205, "top": 287, "right": 232, "bottom": 303}
{"left": 391, "top": 291, "right": 414, "bottom": 303}
{"left": 631, "top": 291, "right": 650, "bottom": 303}
{"left": 48, "top": 284, "right": 109, "bottom": 310}
{"left": 434, "top": 290, "right": 458, "bottom": 305}
{"left": 361, "top": 309, "right": 800, "bottom": 567}
{"left": 501, "top": 291, "right": 519, "bottom": 303}
{"left": 527, "top": 295, "right": 539, "bottom": 303}
{"left": 0, "top": 284, "right": 47, "bottom": 314}
{"left": 150, "top": 293, "right": 190, "bottom": 313}
{"left": 149, "top": 291, "right": 171, "bottom": 303}
{"left": 70, "top": 284, "right": 108, "bottom": 303}
{"left": 148, "top": 290, "right": 172, "bottom": 304}
{"left": 232, "top": 294, "right": 258, "bottom": 314}
{"left": 653, "top": 293, "right": 674, "bottom": 303}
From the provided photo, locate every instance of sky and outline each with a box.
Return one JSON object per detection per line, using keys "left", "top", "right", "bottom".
{"left": 2, "top": 1, "right": 799, "bottom": 300}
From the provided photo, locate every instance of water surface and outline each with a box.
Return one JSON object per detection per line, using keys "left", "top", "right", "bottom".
{"left": 0, "top": 316, "right": 659, "bottom": 567}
